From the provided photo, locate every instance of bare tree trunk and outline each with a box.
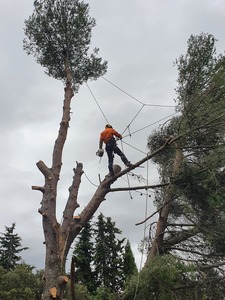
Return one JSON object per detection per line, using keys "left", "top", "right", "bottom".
{"left": 145, "top": 147, "right": 183, "bottom": 266}
{"left": 32, "top": 63, "right": 75, "bottom": 299}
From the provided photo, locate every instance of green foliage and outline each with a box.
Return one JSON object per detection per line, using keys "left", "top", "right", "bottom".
{"left": 0, "top": 264, "right": 42, "bottom": 300}
{"left": 93, "top": 213, "right": 125, "bottom": 293}
{"left": 23, "top": 0, "right": 107, "bottom": 88}
{"left": 73, "top": 220, "right": 95, "bottom": 293}
{"left": 175, "top": 33, "right": 217, "bottom": 111}
{"left": 0, "top": 223, "right": 28, "bottom": 271}
{"left": 73, "top": 213, "right": 136, "bottom": 296}
{"left": 123, "top": 240, "right": 138, "bottom": 283}
{"left": 92, "top": 286, "right": 119, "bottom": 300}
{"left": 123, "top": 255, "right": 195, "bottom": 300}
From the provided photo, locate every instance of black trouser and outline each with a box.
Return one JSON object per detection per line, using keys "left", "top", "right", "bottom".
{"left": 105, "top": 139, "right": 129, "bottom": 175}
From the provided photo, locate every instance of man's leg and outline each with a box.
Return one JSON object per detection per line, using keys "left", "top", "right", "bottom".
{"left": 114, "top": 146, "right": 131, "bottom": 166}
{"left": 106, "top": 149, "right": 114, "bottom": 176}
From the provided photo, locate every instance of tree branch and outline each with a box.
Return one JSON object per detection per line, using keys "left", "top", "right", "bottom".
{"left": 199, "top": 261, "right": 225, "bottom": 270}
{"left": 36, "top": 160, "right": 52, "bottom": 179}
{"left": 31, "top": 185, "right": 45, "bottom": 193}
{"left": 60, "top": 162, "right": 83, "bottom": 261}
{"left": 107, "top": 136, "right": 175, "bottom": 185}
{"left": 109, "top": 182, "right": 170, "bottom": 192}
{"left": 163, "top": 228, "right": 199, "bottom": 248}
{"left": 169, "top": 246, "right": 210, "bottom": 257}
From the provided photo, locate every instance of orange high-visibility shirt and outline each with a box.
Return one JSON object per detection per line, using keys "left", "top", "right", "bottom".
{"left": 100, "top": 128, "right": 122, "bottom": 144}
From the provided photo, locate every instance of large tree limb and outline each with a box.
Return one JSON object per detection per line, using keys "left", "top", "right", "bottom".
{"left": 163, "top": 228, "right": 199, "bottom": 249}
{"left": 107, "top": 136, "right": 174, "bottom": 185}
{"left": 109, "top": 182, "right": 170, "bottom": 192}
{"left": 59, "top": 162, "right": 83, "bottom": 264}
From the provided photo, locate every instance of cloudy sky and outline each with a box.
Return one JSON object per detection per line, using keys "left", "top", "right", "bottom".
{"left": 1, "top": 0, "right": 225, "bottom": 271}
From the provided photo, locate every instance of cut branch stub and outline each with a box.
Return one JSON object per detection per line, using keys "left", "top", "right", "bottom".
{"left": 32, "top": 185, "right": 45, "bottom": 193}
{"left": 36, "top": 160, "right": 52, "bottom": 179}
{"left": 49, "top": 287, "right": 57, "bottom": 298}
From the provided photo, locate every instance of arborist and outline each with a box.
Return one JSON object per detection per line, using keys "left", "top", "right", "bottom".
{"left": 96, "top": 124, "right": 132, "bottom": 176}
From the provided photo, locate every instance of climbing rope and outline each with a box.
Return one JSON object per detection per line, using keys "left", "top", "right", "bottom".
{"left": 133, "top": 158, "right": 150, "bottom": 299}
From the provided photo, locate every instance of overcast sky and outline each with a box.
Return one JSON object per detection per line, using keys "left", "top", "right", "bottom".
{"left": 1, "top": 0, "right": 225, "bottom": 271}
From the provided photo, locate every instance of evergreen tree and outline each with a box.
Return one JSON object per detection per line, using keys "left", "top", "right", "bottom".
{"left": 93, "top": 213, "right": 125, "bottom": 293}
{"left": 93, "top": 213, "right": 108, "bottom": 288}
{"left": 104, "top": 217, "right": 125, "bottom": 292}
{"left": 73, "top": 220, "right": 95, "bottom": 293}
{"left": 0, "top": 223, "right": 28, "bottom": 271}
{"left": 123, "top": 240, "right": 137, "bottom": 283}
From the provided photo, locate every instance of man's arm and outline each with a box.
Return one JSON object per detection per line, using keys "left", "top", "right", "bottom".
{"left": 99, "top": 139, "right": 103, "bottom": 149}
{"left": 113, "top": 130, "right": 122, "bottom": 140}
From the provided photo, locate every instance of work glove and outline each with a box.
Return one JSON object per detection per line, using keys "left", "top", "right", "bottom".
{"left": 96, "top": 149, "right": 104, "bottom": 157}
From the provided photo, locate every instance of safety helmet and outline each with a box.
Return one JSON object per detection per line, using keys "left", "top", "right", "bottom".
{"left": 105, "top": 124, "right": 112, "bottom": 128}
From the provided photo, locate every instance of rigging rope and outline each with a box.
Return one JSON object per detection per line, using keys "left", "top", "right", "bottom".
{"left": 122, "top": 112, "right": 179, "bottom": 139}
{"left": 86, "top": 82, "right": 109, "bottom": 124}
{"left": 121, "top": 104, "right": 145, "bottom": 136}
{"left": 102, "top": 76, "right": 176, "bottom": 108}
{"left": 120, "top": 140, "right": 133, "bottom": 199}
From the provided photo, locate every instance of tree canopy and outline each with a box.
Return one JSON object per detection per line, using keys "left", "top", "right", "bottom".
{"left": 23, "top": 0, "right": 107, "bottom": 88}
{"left": 143, "top": 32, "right": 225, "bottom": 298}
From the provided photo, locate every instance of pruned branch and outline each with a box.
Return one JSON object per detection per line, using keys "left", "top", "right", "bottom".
{"left": 36, "top": 160, "right": 52, "bottom": 179}
{"left": 31, "top": 185, "right": 45, "bottom": 193}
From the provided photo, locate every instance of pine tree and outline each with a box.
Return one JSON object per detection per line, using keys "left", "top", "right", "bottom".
{"left": 143, "top": 33, "right": 225, "bottom": 297}
{"left": 0, "top": 223, "right": 28, "bottom": 271}
{"left": 73, "top": 220, "right": 95, "bottom": 293}
{"left": 23, "top": 1, "right": 107, "bottom": 298}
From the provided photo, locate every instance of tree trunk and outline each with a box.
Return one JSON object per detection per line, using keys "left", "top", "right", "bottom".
{"left": 33, "top": 63, "right": 121, "bottom": 300}
{"left": 145, "top": 146, "right": 183, "bottom": 266}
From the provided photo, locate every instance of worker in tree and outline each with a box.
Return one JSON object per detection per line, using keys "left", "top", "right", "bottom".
{"left": 97, "top": 124, "right": 131, "bottom": 176}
